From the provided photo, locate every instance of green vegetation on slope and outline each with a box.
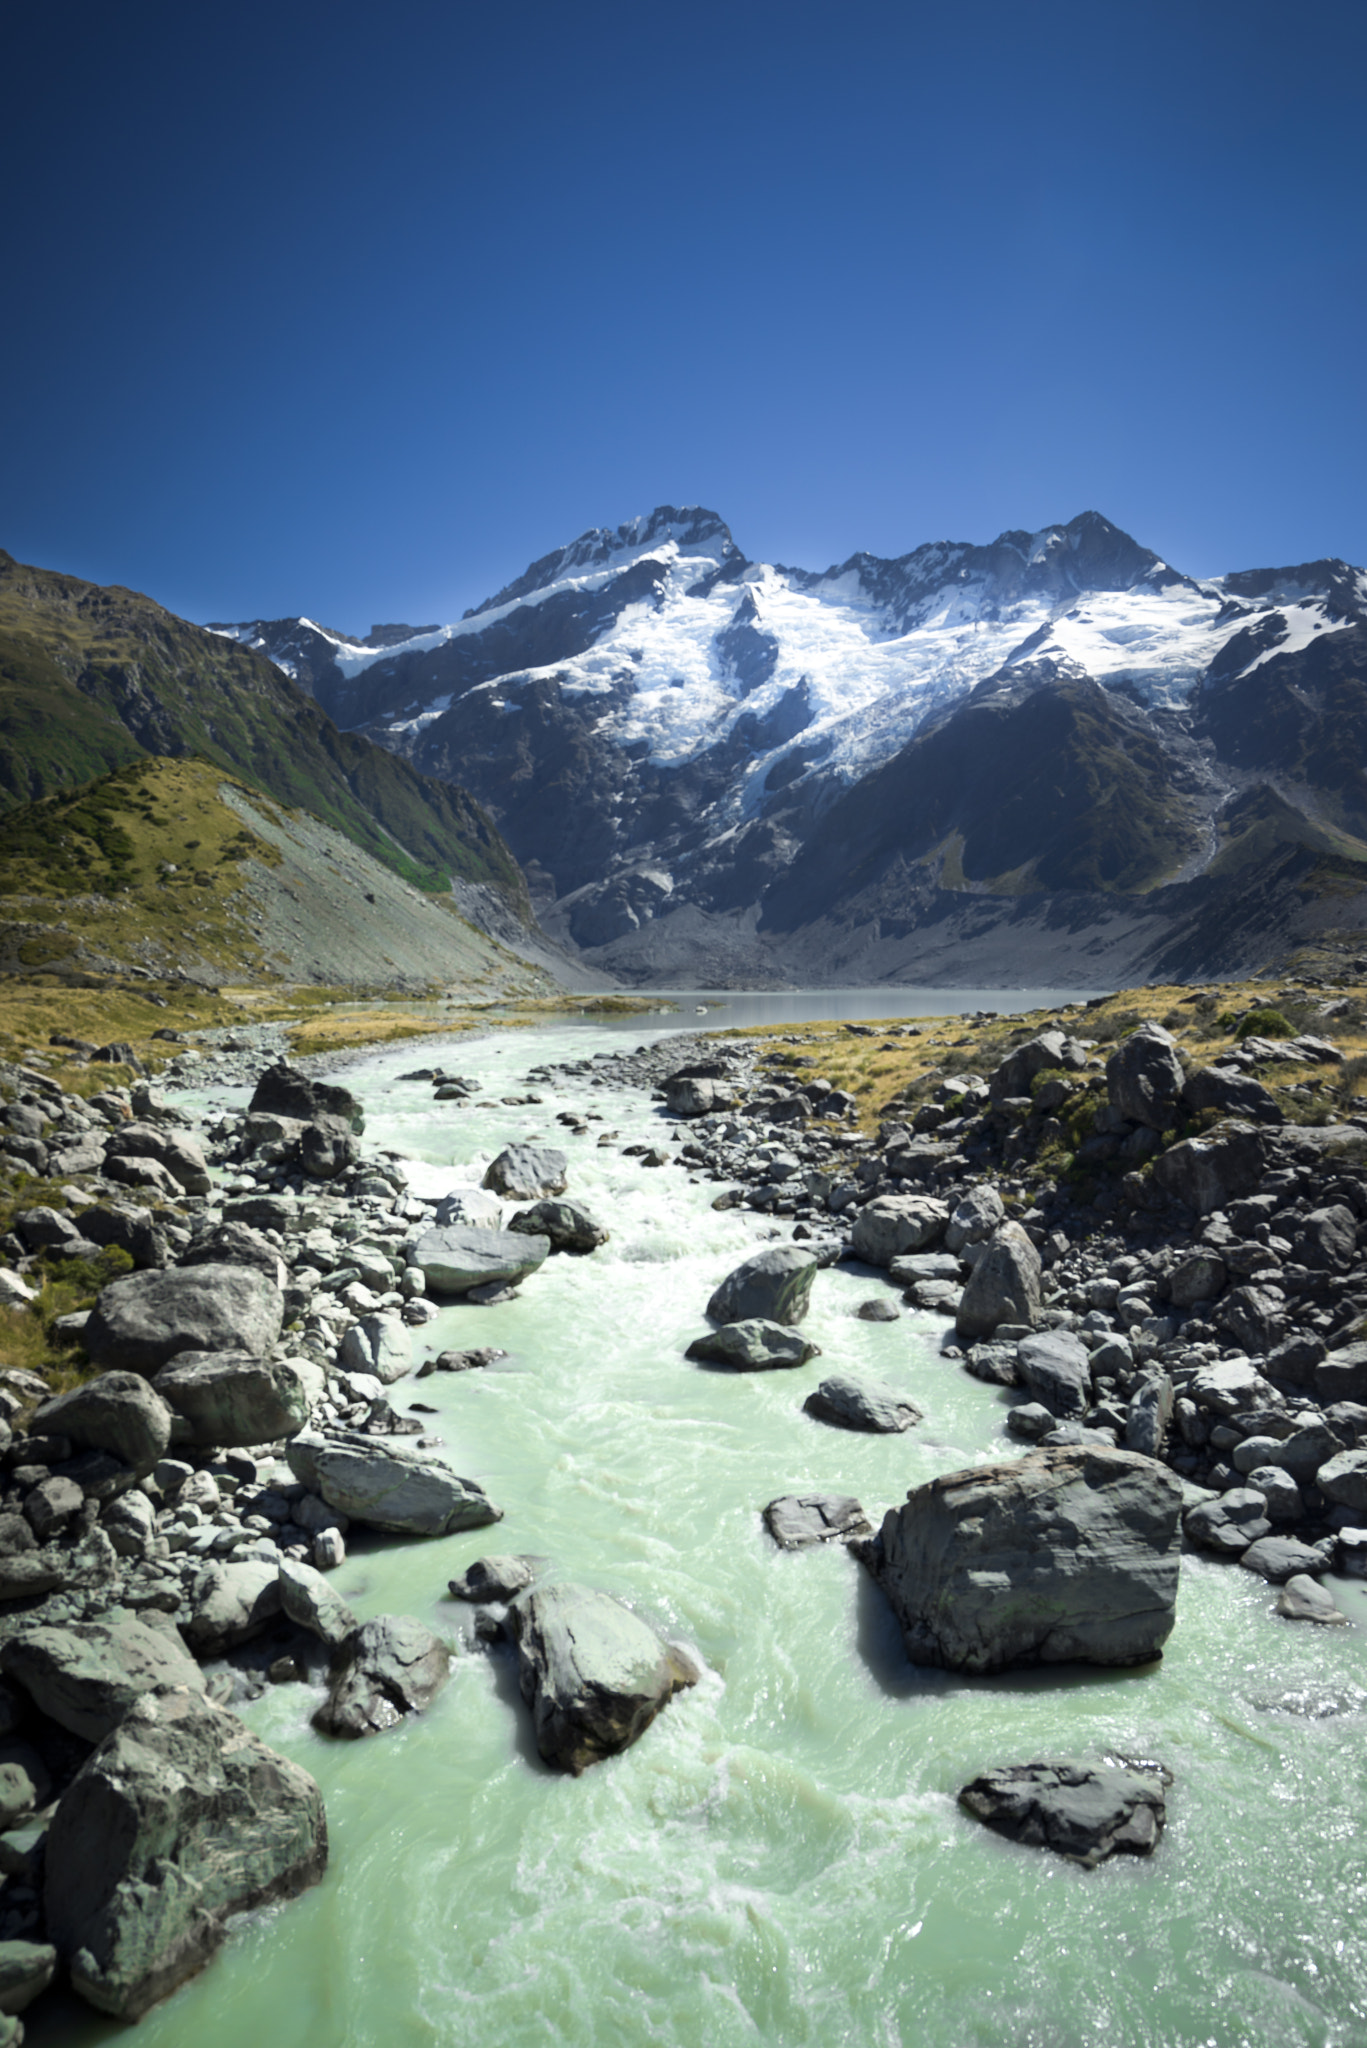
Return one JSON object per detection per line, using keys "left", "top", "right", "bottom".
{"left": 0, "top": 550, "right": 531, "bottom": 916}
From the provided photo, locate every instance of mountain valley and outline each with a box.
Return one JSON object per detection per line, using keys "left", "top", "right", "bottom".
{"left": 213, "top": 507, "right": 1367, "bottom": 986}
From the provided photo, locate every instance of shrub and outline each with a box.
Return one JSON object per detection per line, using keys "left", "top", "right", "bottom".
{"left": 1089, "top": 1008, "right": 1142, "bottom": 1042}
{"left": 1236, "top": 1007, "right": 1296, "bottom": 1040}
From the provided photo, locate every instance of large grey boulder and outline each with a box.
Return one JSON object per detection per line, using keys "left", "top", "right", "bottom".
{"left": 1150, "top": 1122, "right": 1269, "bottom": 1216}
{"left": 0, "top": 1941, "right": 56, "bottom": 2015}
{"left": 1316, "top": 1448, "right": 1367, "bottom": 1514}
{"left": 685, "top": 1319, "right": 820, "bottom": 1370}
{"left": 508, "top": 1200, "right": 609, "bottom": 1253}
{"left": 1295, "top": 1205, "right": 1357, "bottom": 1271}
{"left": 803, "top": 1375, "right": 922, "bottom": 1433}
{"left": 45, "top": 1690, "right": 327, "bottom": 2021}
{"left": 298, "top": 1115, "right": 361, "bottom": 1180}
{"left": 1182, "top": 1066, "right": 1283, "bottom": 1125}
{"left": 181, "top": 1559, "right": 283, "bottom": 1656}
{"left": 32, "top": 1373, "right": 171, "bottom": 1483}
{"left": 988, "top": 1031, "right": 1086, "bottom": 1104}
{"left": 153, "top": 1351, "right": 313, "bottom": 1447}
{"left": 1316, "top": 1342, "right": 1367, "bottom": 1405}
{"left": 1105, "top": 1023, "right": 1185, "bottom": 1131}
{"left": 409, "top": 1225, "right": 550, "bottom": 1298}
{"left": 850, "top": 1196, "right": 948, "bottom": 1266}
{"left": 432, "top": 1189, "right": 503, "bottom": 1230}
{"left": 955, "top": 1223, "right": 1042, "bottom": 1340}
{"left": 103, "top": 1122, "right": 211, "bottom": 1196}
{"left": 706, "top": 1246, "right": 818, "bottom": 1327}
{"left": 1167, "top": 1250, "right": 1227, "bottom": 1308}
{"left": 278, "top": 1557, "right": 357, "bottom": 1650}
{"left": 868, "top": 1445, "right": 1183, "bottom": 1673}
{"left": 249, "top": 1061, "right": 364, "bottom": 1133}
{"left": 1183, "top": 1488, "right": 1272, "bottom": 1556}
{"left": 313, "top": 1615, "right": 449, "bottom": 1738}
{"left": 0, "top": 1618, "right": 205, "bottom": 1741}
{"left": 508, "top": 1583, "right": 699, "bottom": 1774}
{"left": 83, "top": 1265, "right": 284, "bottom": 1375}
{"left": 664, "top": 1075, "right": 736, "bottom": 1117}
{"left": 337, "top": 1314, "right": 411, "bottom": 1384}
{"left": 945, "top": 1185, "right": 1005, "bottom": 1254}
{"left": 180, "top": 1220, "right": 287, "bottom": 1288}
{"left": 482, "top": 1145, "right": 568, "bottom": 1200}
{"left": 285, "top": 1428, "right": 502, "bottom": 1537}
{"left": 959, "top": 1757, "right": 1170, "bottom": 1867}
{"left": 1015, "top": 1330, "right": 1092, "bottom": 1420}
{"left": 1125, "top": 1374, "right": 1175, "bottom": 1458}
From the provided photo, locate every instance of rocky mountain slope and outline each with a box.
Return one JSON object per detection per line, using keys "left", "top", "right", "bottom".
{"left": 0, "top": 756, "right": 562, "bottom": 996}
{"left": 217, "top": 509, "right": 1367, "bottom": 986}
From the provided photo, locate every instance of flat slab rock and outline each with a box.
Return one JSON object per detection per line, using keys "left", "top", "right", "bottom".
{"left": 286, "top": 1428, "right": 502, "bottom": 1538}
{"left": 763, "top": 1492, "right": 872, "bottom": 1549}
{"left": 508, "top": 1583, "right": 699, "bottom": 1774}
{"left": 803, "top": 1375, "right": 922, "bottom": 1434}
{"left": 959, "top": 1756, "right": 1172, "bottom": 1867}
{"left": 685, "top": 1319, "right": 820, "bottom": 1371}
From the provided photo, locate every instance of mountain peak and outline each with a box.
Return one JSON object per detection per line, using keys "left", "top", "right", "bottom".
{"left": 464, "top": 504, "right": 741, "bottom": 620}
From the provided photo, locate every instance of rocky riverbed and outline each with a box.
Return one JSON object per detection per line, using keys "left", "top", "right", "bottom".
{"left": 0, "top": 1005, "right": 1363, "bottom": 2032}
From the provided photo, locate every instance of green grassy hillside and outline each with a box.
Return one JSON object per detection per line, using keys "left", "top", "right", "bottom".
{"left": 0, "top": 550, "right": 531, "bottom": 916}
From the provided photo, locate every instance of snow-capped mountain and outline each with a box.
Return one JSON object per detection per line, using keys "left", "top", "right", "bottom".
{"left": 213, "top": 509, "right": 1367, "bottom": 984}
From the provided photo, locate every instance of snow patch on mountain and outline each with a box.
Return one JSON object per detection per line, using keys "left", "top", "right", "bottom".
{"left": 1232, "top": 600, "right": 1354, "bottom": 677}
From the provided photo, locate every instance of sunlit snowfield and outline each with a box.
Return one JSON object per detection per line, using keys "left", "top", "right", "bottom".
{"left": 39, "top": 1019, "right": 1367, "bottom": 2048}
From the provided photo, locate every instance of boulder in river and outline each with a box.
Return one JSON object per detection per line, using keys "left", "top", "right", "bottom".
{"left": 448, "top": 1554, "right": 542, "bottom": 1602}
{"left": 82, "top": 1265, "right": 284, "bottom": 1375}
{"left": 706, "top": 1246, "right": 818, "bottom": 1327}
{"left": 45, "top": 1689, "right": 327, "bottom": 2021}
{"left": 685, "top": 1319, "right": 820, "bottom": 1370}
{"left": 959, "top": 1756, "right": 1171, "bottom": 1867}
{"left": 803, "top": 1375, "right": 922, "bottom": 1433}
{"left": 867, "top": 1445, "right": 1183, "bottom": 1672}
{"left": 763, "top": 1492, "right": 872, "bottom": 1548}
{"left": 1275, "top": 1574, "right": 1349, "bottom": 1624}
{"left": 508, "top": 1583, "right": 699, "bottom": 1774}
{"left": 482, "top": 1145, "right": 568, "bottom": 1200}
{"left": 313, "top": 1615, "right": 450, "bottom": 1737}
{"left": 409, "top": 1225, "right": 550, "bottom": 1298}
{"left": 286, "top": 1428, "right": 502, "bottom": 1537}
{"left": 507, "top": 1199, "right": 609, "bottom": 1253}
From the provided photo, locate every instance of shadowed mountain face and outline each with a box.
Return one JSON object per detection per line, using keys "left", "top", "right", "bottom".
{"left": 0, "top": 550, "right": 531, "bottom": 919}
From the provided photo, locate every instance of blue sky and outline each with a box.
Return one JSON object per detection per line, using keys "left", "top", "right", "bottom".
{"left": 4, "top": 0, "right": 1364, "bottom": 633}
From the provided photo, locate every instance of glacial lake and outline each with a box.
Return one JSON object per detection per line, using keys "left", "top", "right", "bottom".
{"left": 38, "top": 1009, "right": 1367, "bottom": 2048}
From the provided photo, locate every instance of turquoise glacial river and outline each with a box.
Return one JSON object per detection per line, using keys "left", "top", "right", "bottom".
{"left": 39, "top": 1017, "right": 1367, "bottom": 2048}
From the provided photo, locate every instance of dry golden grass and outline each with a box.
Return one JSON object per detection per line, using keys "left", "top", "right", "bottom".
{"left": 718, "top": 974, "right": 1367, "bottom": 1135}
